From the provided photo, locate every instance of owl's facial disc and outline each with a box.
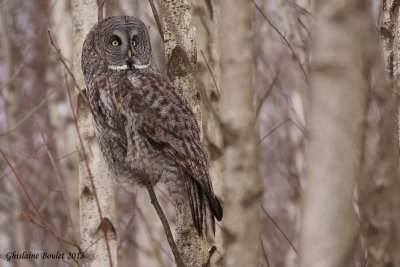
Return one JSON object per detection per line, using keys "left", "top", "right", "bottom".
{"left": 104, "top": 25, "right": 152, "bottom": 71}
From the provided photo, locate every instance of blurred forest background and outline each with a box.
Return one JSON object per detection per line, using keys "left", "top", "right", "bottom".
{"left": 0, "top": 0, "right": 399, "bottom": 266}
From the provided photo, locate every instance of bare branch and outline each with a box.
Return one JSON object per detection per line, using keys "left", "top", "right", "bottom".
{"left": 144, "top": 180, "right": 185, "bottom": 267}
{"left": 48, "top": 30, "right": 89, "bottom": 105}
{"left": 255, "top": 70, "right": 279, "bottom": 119}
{"left": 147, "top": 0, "right": 164, "bottom": 41}
{"left": 258, "top": 118, "right": 290, "bottom": 144}
{"left": 200, "top": 50, "right": 220, "bottom": 97}
{"left": 0, "top": 150, "right": 80, "bottom": 266}
{"left": 261, "top": 205, "right": 298, "bottom": 255}
{"left": 0, "top": 92, "right": 53, "bottom": 137}
{"left": 23, "top": 96, "right": 77, "bottom": 238}
{"left": 260, "top": 237, "right": 271, "bottom": 267}
{"left": 253, "top": 0, "right": 308, "bottom": 82}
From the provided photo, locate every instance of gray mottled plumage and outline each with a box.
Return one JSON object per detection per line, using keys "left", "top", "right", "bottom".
{"left": 81, "top": 16, "right": 222, "bottom": 235}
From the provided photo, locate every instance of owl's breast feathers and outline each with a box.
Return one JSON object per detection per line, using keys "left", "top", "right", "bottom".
{"left": 117, "top": 69, "right": 223, "bottom": 234}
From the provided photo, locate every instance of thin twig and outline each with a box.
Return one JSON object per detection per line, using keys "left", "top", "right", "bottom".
{"left": 261, "top": 205, "right": 298, "bottom": 255}
{"left": 136, "top": 204, "right": 173, "bottom": 263}
{"left": 198, "top": 79, "right": 237, "bottom": 143}
{"left": 260, "top": 236, "right": 271, "bottom": 267}
{"left": 0, "top": 63, "right": 24, "bottom": 90}
{"left": 255, "top": 70, "right": 279, "bottom": 119}
{"left": 298, "top": 18, "right": 312, "bottom": 41}
{"left": 258, "top": 118, "right": 290, "bottom": 144}
{"left": 253, "top": 1, "right": 308, "bottom": 82}
{"left": 0, "top": 150, "right": 81, "bottom": 266}
{"left": 22, "top": 211, "right": 83, "bottom": 254}
{"left": 0, "top": 91, "right": 53, "bottom": 137}
{"left": 47, "top": 30, "right": 89, "bottom": 105}
{"left": 148, "top": 0, "right": 164, "bottom": 41}
{"left": 144, "top": 181, "right": 184, "bottom": 267}
{"left": 22, "top": 95, "right": 77, "bottom": 238}
{"left": 200, "top": 50, "right": 220, "bottom": 97}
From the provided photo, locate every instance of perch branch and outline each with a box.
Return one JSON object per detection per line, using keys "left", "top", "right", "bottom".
{"left": 144, "top": 181, "right": 185, "bottom": 267}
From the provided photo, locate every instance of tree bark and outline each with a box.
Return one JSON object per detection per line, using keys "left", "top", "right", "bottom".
{"left": 218, "top": 1, "right": 261, "bottom": 267}
{"left": 299, "top": 1, "right": 372, "bottom": 266}
{"left": 161, "top": 0, "right": 200, "bottom": 121}
{"left": 71, "top": 1, "right": 117, "bottom": 266}
{"left": 381, "top": 0, "right": 400, "bottom": 149}
{"left": 193, "top": 0, "right": 224, "bottom": 265}
{"left": 160, "top": 1, "right": 209, "bottom": 266}
{"left": 356, "top": 1, "right": 400, "bottom": 266}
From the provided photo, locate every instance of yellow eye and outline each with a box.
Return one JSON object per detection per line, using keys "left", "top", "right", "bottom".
{"left": 111, "top": 40, "right": 120, "bottom": 46}
{"left": 132, "top": 36, "right": 138, "bottom": 47}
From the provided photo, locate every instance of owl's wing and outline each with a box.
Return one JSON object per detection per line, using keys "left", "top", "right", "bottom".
{"left": 122, "top": 73, "right": 222, "bottom": 234}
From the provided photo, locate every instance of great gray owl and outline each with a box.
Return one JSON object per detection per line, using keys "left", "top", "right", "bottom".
{"left": 81, "top": 16, "right": 222, "bottom": 235}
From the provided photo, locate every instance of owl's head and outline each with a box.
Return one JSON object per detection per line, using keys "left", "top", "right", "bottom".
{"left": 83, "top": 16, "right": 156, "bottom": 73}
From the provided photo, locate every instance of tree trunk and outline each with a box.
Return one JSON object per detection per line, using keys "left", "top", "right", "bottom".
{"left": 357, "top": 1, "right": 400, "bottom": 266}
{"left": 299, "top": 1, "right": 373, "bottom": 266}
{"left": 160, "top": 1, "right": 209, "bottom": 266}
{"left": 193, "top": 0, "right": 224, "bottom": 265}
{"left": 71, "top": 1, "right": 117, "bottom": 266}
{"left": 218, "top": 1, "right": 261, "bottom": 266}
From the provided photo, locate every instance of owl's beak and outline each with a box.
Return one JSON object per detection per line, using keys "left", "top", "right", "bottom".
{"left": 127, "top": 48, "right": 133, "bottom": 58}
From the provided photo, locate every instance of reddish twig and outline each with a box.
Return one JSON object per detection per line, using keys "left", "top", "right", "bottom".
{"left": 22, "top": 94, "right": 77, "bottom": 238}
{"left": 253, "top": 1, "right": 308, "bottom": 82}
{"left": 260, "top": 236, "right": 271, "bottom": 267}
{"left": 258, "top": 118, "right": 290, "bottom": 144}
{"left": 261, "top": 205, "right": 298, "bottom": 255}
{"left": 48, "top": 30, "right": 89, "bottom": 105}
{"left": 0, "top": 150, "right": 81, "bottom": 266}
{"left": 0, "top": 92, "right": 53, "bottom": 137}
{"left": 136, "top": 204, "right": 173, "bottom": 262}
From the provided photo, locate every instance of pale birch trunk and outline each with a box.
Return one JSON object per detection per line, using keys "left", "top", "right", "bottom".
{"left": 193, "top": 0, "right": 224, "bottom": 265}
{"left": 160, "top": 1, "right": 209, "bottom": 266}
{"left": 356, "top": 1, "right": 400, "bottom": 266}
{"left": 299, "top": 1, "right": 372, "bottom": 266}
{"left": 71, "top": 1, "right": 117, "bottom": 266}
{"left": 381, "top": 0, "right": 400, "bottom": 147}
{"left": 218, "top": 1, "right": 261, "bottom": 266}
